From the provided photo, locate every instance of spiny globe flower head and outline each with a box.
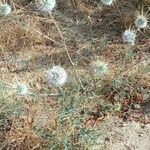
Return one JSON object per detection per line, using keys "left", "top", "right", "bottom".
{"left": 13, "top": 83, "right": 28, "bottom": 95}
{"left": 101, "top": 0, "right": 114, "bottom": 6}
{"left": 47, "top": 66, "right": 67, "bottom": 86}
{"left": 122, "top": 29, "right": 136, "bottom": 45}
{"left": 134, "top": 10, "right": 149, "bottom": 29}
{"left": 37, "top": 0, "right": 56, "bottom": 13}
{"left": 0, "top": 3, "right": 11, "bottom": 16}
{"left": 91, "top": 60, "right": 108, "bottom": 75}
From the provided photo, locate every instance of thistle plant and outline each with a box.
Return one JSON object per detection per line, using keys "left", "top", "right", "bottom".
{"left": 101, "top": 0, "right": 114, "bottom": 6}
{"left": 47, "top": 66, "right": 67, "bottom": 86}
{"left": 91, "top": 61, "right": 108, "bottom": 75}
{"left": 0, "top": 3, "right": 11, "bottom": 16}
{"left": 122, "top": 29, "right": 136, "bottom": 45}
{"left": 36, "top": 0, "right": 56, "bottom": 13}
{"left": 134, "top": 10, "right": 149, "bottom": 29}
{"left": 13, "top": 83, "right": 28, "bottom": 95}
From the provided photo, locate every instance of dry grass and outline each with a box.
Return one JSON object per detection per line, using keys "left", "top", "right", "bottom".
{"left": 0, "top": 0, "right": 150, "bottom": 149}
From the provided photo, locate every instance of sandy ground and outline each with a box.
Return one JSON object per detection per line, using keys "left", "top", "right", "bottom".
{"left": 97, "top": 116, "right": 150, "bottom": 150}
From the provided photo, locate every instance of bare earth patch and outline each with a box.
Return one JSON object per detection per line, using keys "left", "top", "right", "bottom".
{"left": 99, "top": 116, "right": 150, "bottom": 150}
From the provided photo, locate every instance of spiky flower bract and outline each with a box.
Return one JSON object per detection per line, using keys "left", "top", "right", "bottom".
{"left": 37, "top": 0, "right": 56, "bottom": 13}
{"left": 47, "top": 66, "right": 67, "bottom": 86}
{"left": 134, "top": 11, "right": 149, "bottom": 29}
{"left": 91, "top": 61, "right": 108, "bottom": 75}
{"left": 0, "top": 3, "right": 11, "bottom": 16}
{"left": 101, "top": 0, "right": 114, "bottom": 6}
{"left": 13, "top": 83, "right": 28, "bottom": 95}
{"left": 122, "top": 29, "right": 136, "bottom": 45}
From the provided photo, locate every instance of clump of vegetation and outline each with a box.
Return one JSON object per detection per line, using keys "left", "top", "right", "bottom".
{"left": 91, "top": 60, "right": 108, "bottom": 75}
{"left": 0, "top": 0, "right": 149, "bottom": 149}
{"left": 100, "top": 0, "right": 114, "bottom": 6}
{"left": 47, "top": 66, "right": 67, "bottom": 86}
{"left": 13, "top": 82, "right": 28, "bottom": 95}
{"left": 134, "top": 9, "right": 149, "bottom": 29}
{"left": 122, "top": 29, "right": 136, "bottom": 45}
{"left": 36, "top": 0, "right": 56, "bottom": 13}
{"left": 0, "top": 2, "right": 11, "bottom": 16}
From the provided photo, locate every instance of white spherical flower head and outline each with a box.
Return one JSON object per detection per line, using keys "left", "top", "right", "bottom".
{"left": 135, "top": 15, "right": 148, "bottom": 29}
{"left": 101, "top": 0, "right": 114, "bottom": 6}
{"left": 122, "top": 29, "right": 136, "bottom": 45}
{"left": 0, "top": 3, "right": 11, "bottom": 16}
{"left": 47, "top": 66, "right": 67, "bottom": 86}
{"left": 37, "top": 0, "right": 56, "bottom": 13}
{"left": 14, "top": 83, "right": 28, "bottom": 95}
{"left": 92, "top": 61, "right": 107, "bottom": 75}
